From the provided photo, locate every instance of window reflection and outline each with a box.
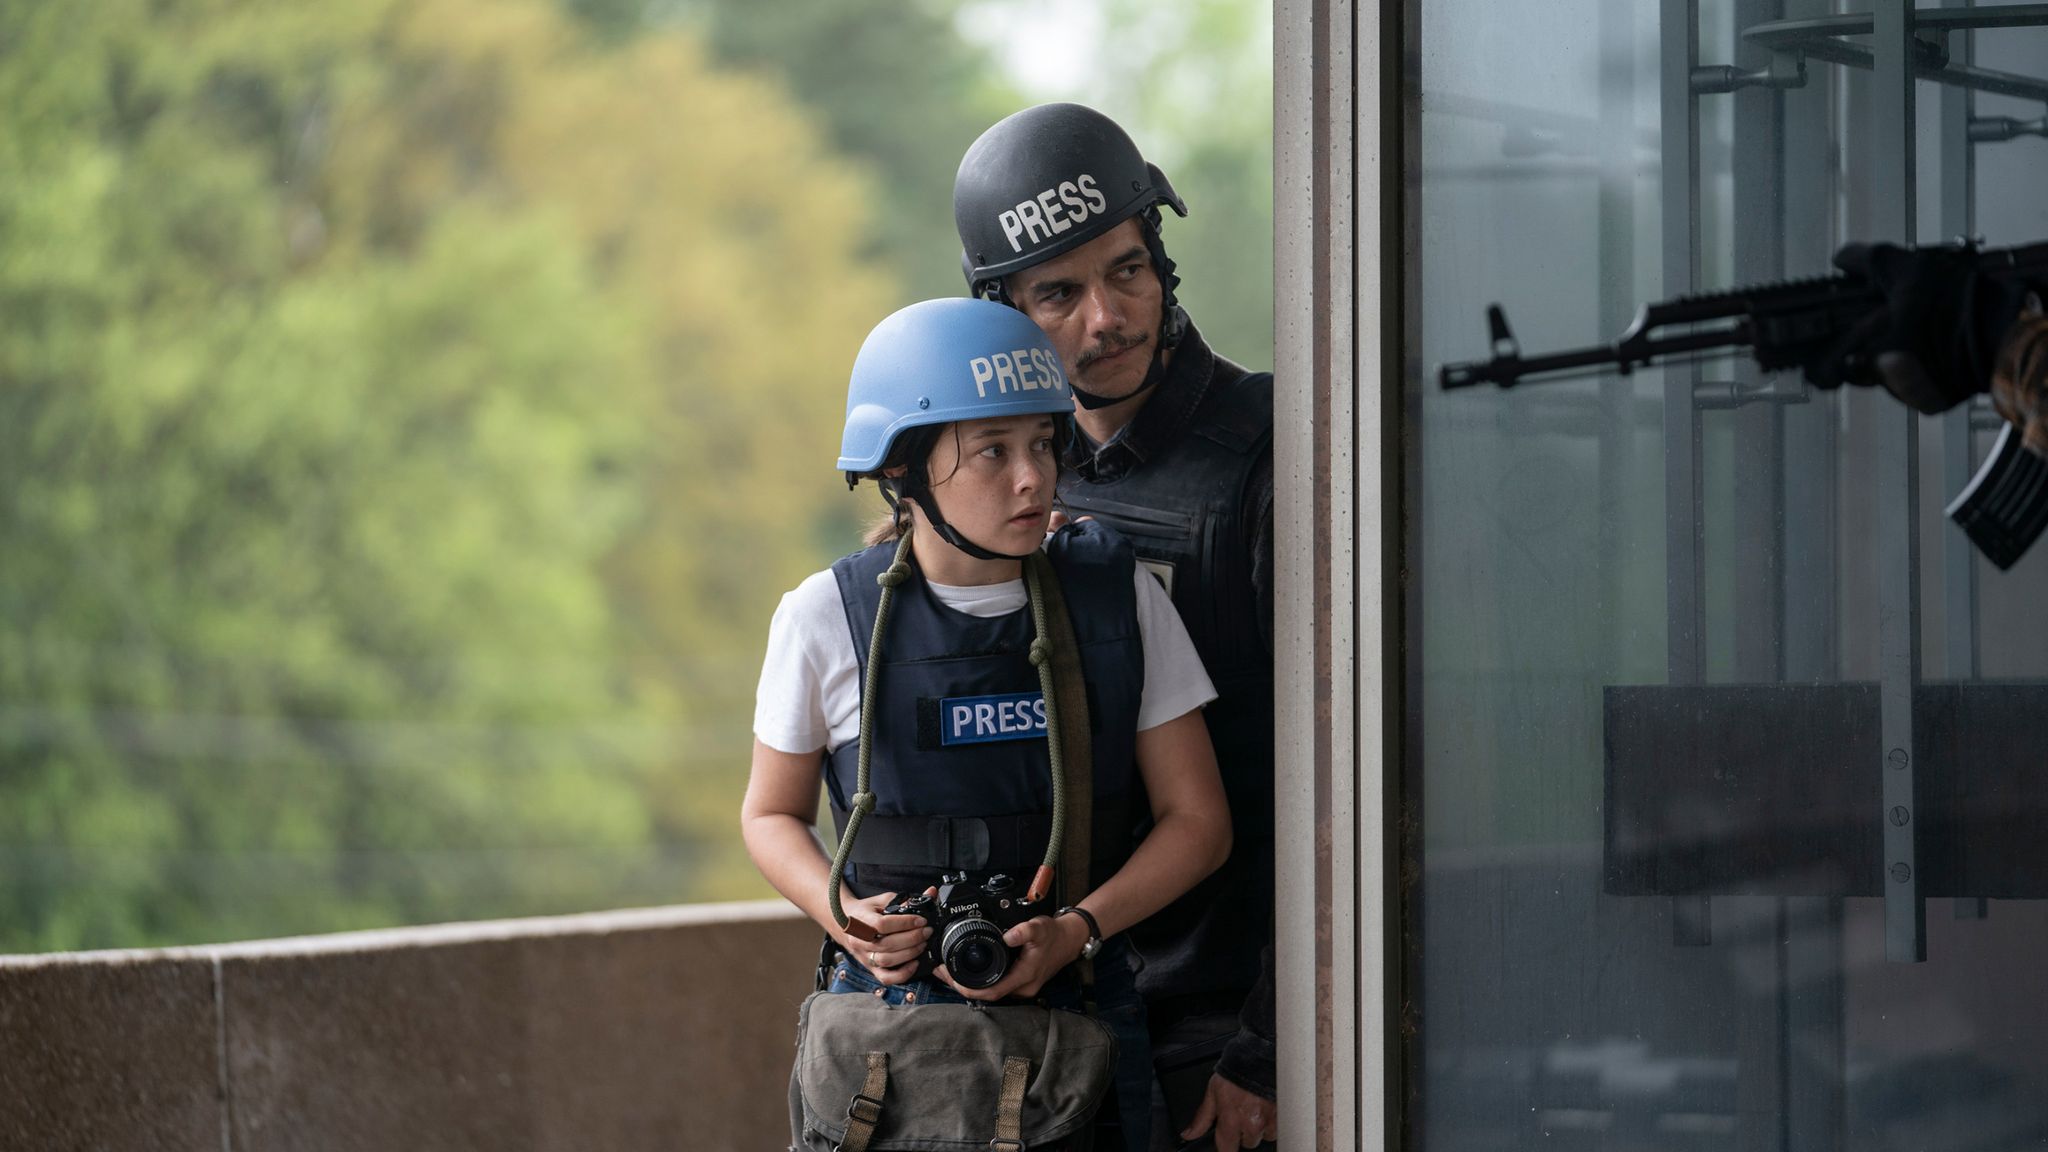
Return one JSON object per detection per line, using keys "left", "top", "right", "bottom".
{"left": 1412, "top": 0, "right": 2048, "bottom": 1147}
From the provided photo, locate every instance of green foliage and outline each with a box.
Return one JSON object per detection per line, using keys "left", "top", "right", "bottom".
{"left": 0, "top": 0, "right": 888, "bottom": 950}
{"left": 1090, "top": 0, "right": 1275, "bottom": 370}
{"left": 965, "top": 0, "right": 1277, "bottom": 370}
{"left": 0, "top": 0, "right": 1274, "bottom": 954}
{"left": 630, "top": 0, "right": 1275, "bottom": 367}
{"left": 594, "top": 0, "right": 1021, "bottom": 306}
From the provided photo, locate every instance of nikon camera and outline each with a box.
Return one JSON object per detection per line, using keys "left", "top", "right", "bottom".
{"left": 882, "top": 871, "right": 1040, "bottom": 990}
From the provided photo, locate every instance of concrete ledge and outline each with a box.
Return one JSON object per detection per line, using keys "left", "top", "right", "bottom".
{"left": 0, "top": 954, "right": 223, "bottom": 1152}
{"left": 0, "top": 901, "right": 819, "bottom": 1152}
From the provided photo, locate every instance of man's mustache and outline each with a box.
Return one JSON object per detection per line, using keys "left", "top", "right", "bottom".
{"left": 1077, "top": 331, "right": 1150, "bottom": 370}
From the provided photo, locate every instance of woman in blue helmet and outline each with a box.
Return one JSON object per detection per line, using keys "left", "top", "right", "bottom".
{"left": 743, "top": 298, "right": 1231, "bottom": 1150}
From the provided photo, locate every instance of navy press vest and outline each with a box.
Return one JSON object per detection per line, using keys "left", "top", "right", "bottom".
{"left": 825, "top": 520, "right": 1145, "bottom": 904}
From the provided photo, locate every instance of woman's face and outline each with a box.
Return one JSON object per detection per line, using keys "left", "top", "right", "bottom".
{"left": 920, "top": 414, "right": 1059, "bottom": 556}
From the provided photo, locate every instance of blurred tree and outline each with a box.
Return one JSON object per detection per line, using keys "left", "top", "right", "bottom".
{"left": 566, "top": 0, "right": 1272, "bottom": 368}
{"left": 0, "top": 0, "right": 887, "bottom": 949}
{"left": 954, "top": 0, "right": 1276, "bottom": 371}
{"left": 570, "top": 0, "right": 1272, "bottom": 369}
{"left": 565, "top": 0, "right": 1021, "bottom": 308}
{"left": 1080, "top": 0, "right": 1274, "bottom": 371}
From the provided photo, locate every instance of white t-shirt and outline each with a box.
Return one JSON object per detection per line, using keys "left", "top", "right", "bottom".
{"left": 754, "top": 561, "right": 1217, "bottom": 756}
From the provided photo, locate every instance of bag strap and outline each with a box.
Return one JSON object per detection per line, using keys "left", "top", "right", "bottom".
{"left": 1024, "top": 549, "right": 1097, "bottom": 1000}
{"left": 990, "top": 1055, "right": 1031, "bottom": 1152}
{"left": 836, "top": 1051, "right": 889, "bottom": 1152}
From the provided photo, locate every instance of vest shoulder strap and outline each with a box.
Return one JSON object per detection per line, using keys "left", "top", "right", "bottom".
{"left": 830, "top": 541, "right": 899, "bottom": 672}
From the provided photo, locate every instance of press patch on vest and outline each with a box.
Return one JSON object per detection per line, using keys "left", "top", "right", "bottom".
{"left": 937, "top": 691, "right": 1049, "bottom": 746}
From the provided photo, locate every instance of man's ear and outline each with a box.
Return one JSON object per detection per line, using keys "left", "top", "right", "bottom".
{"left": 1004, "top": 271, "right": 1033, "bottom": 310}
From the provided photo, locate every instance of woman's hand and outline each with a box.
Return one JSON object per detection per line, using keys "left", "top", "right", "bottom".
{"left": 837, "top": 890, "right": 933, "bottom": 986}
{"left": 936, "top": 912, "right": 1086, "bottom": 1001}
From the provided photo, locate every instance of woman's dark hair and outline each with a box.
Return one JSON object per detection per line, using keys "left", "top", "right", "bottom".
{"left": 855, "top": 418, "right": 1072, "bottom": 547}
{"left": 858, "top": 424, "right": 948, "bottom": 546}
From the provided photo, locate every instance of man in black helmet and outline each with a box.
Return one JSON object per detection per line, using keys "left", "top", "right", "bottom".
{"left": 956, "top": 103, "right": 1280, "bottom": 1152}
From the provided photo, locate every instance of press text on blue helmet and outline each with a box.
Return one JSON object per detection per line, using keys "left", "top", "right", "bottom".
{"left": 968, "top": 347, "right": 1068, "bottom": 398}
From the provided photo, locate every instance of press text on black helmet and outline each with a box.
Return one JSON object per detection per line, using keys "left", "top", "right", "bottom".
{"left": 998, "top": 174, "right": 1109, "bottom": 254}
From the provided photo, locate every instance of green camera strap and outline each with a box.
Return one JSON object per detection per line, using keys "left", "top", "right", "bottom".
{"left": 826, "top": 534, "right": 1085, "bottom": 937}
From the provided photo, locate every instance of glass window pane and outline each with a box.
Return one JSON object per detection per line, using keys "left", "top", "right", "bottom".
{"left": 1410, "top": 1, "right": 2048, "bottom": 1148}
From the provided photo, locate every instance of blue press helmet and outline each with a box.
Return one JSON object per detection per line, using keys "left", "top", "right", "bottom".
{"left": 837, "top": 298, "right": 1074, "bottom": 473}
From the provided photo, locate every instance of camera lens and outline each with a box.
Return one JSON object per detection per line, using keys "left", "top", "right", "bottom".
{"left": 939, "top": 918, "right": 1009, "bottom": 989}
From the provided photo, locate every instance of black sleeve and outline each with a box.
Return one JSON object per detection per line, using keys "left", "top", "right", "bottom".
{"left": 1247, "top": 446, "right": 1276, "bottom": 658}
{"left": 1218, "top": 379, "right": 1279, "bottom": 1099}
{"left": 1211, "top": 940, "right": 1279, "bottom": 1100}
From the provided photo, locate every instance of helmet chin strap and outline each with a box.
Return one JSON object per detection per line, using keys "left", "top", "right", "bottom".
{"left": 880, "top": 477, "right": 1035, "bottom": 563}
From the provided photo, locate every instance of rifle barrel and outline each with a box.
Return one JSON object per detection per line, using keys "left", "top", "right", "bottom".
{"left": 1440, "top": 323, "right": 1750, "bottom": 389}
{"left": 1438, "top": 239, "right": 2048, "bottom": 393}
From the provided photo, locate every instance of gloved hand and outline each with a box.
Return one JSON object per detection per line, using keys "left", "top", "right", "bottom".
{"left": 1804, "top": 242, "right": 2033, "bottom": 413}
{"left": 1991, "top": 308, "right": 2048, "bottom": 460}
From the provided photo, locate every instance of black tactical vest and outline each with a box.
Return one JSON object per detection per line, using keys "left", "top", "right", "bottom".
{"left": 825, "top": 520, "right": 1145, "bottom": 904}
{"left": 1057, "top": 346, "right": 1276, "bottom": 1003}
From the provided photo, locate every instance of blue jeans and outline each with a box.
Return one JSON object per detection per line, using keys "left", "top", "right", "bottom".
{"left": 827, "top": 936, "right": 1152, "bottom": 1152}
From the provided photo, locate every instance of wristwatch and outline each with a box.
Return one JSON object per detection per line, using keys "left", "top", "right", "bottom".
{"left": 1057, "top": 905, "right": 1103, "bottom": 960}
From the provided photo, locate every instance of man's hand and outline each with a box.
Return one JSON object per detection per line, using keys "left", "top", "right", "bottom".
{"left": 1183, "top": 1073, "right": 1278, "bottom": 1151}
{"left": 1808, "top": 242, "right": 2032, "bottom": 414}
{"left": 1992, "top": 307, "right": 2048, "bottom": 460}
{"left": 1046, "top": 509, "right": 1093, "bottom": 533}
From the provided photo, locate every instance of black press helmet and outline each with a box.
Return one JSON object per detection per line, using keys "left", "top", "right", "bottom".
{"left": 953, "top": 103, "right": 1191, "bottom": 408}
{"left": 954, "top": 102, "right": 1186, "bottom": 292}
